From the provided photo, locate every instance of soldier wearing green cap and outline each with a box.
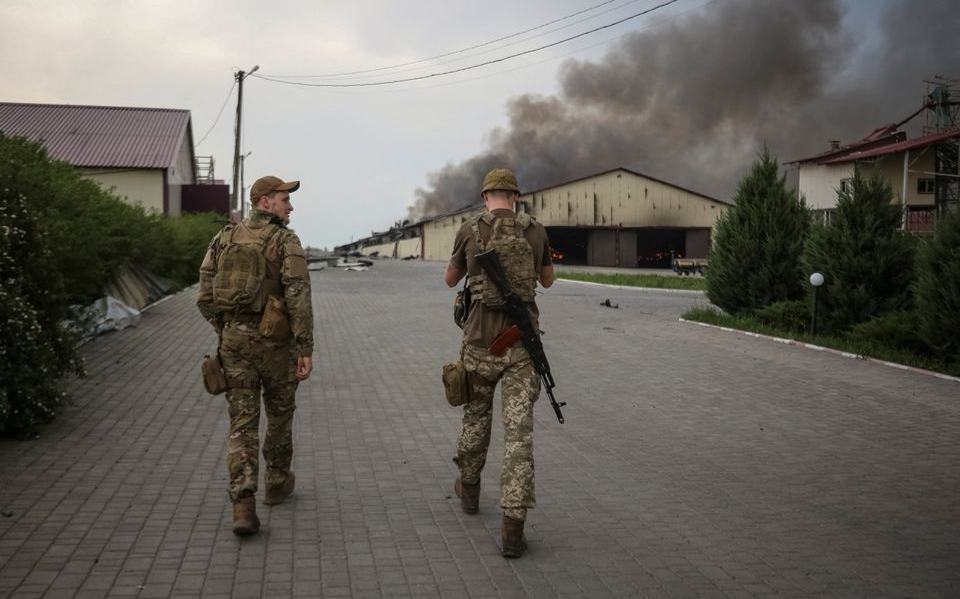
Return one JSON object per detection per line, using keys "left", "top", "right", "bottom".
{"left": 444, "top": 167, "right": 555, "bottom": 558}
{"left": 197, "top": 175, "right": 314, "bottom": 536}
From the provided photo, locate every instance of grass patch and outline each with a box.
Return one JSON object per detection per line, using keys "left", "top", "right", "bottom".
{"left": 557, "top": 270, "right": 706, "bottom": 291}
{"left": 681, "top": 305, "right": 960, "bottom": 378}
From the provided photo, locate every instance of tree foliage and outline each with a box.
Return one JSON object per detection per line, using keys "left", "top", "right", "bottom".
{"left": 706, "top": 150, "right": 810, "bottom": 315}
{"left": 0, "top": 133, "right": 223, "bottom": 436}
{"left": 914, "top": 208, "right": 960, "bottom": 361}
{"left": 801, "top": 169, "right": 916, "bottom": 333}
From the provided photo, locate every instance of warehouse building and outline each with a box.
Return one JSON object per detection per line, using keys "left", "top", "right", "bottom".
{"left": 338, "top": 167, "right": 729, "bottom": 268}
{"left": 0, "top": 102, "right": 229, "bottom": 216}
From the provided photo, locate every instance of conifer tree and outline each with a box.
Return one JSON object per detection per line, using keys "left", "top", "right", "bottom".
{"left": 706, "top": 150, "right": 810, "bottom": 315}
{"left": 801, "top": 169, "right": 916, "bottom": 333}
{"left": 914, "top": 208, "right": 960, "bottom": 362}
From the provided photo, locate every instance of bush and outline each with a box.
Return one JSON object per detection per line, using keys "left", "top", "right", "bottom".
{"left": 0, "top": 133, "right": 224, "bottom": 436}
{"left": 706, "top": 150, "right": 810, "bottom": 315}
{"left": 801, "top": 169, "right": 916, "bottom": 333}
{"left": 914, "top": 209, "right": 960, "bottom": 361}
{"left": 0, "top": 136, "right": 85, "bottom": 436}
{"left": 752, "top": 300, "right": 809, "bottom": 334}
{"left": 847, "top": 311, "right": 927, "bottom": 355}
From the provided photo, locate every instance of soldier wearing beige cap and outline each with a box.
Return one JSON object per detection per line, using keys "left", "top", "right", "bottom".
{"left": 197, "top": 175, "right": 314, "bottom": 535}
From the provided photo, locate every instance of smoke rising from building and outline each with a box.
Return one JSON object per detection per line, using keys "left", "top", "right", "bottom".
{"left": 409, "top": 0, "right": 959, "bottom": 221}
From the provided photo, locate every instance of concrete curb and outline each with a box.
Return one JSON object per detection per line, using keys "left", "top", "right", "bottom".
{"left": 556, "top": 277, "right": 705, "bottom": 296}
{"left": 679, "top": 317, "right": 960, "bottom": 384}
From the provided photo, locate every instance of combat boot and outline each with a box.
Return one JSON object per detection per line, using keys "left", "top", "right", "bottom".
{"left": 501, "top": 515, "right": 527, "bottom": 558}
{"left": 264, "top": 473, "right": 295, "bottom": 506}
{"left": 454, "top": 477, "right": 479, "bottom": 514}
{"left": 232, "top": 496, "right": 260, "bottom": 536}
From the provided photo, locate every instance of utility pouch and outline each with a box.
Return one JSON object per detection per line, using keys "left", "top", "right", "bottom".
{"left": 453, "top": 277, "right": 471, "bottom": 329}
{"left": 258, "top": 295, "right": 292, "bottom": 340}
{"left": 202, "top": 353, "right": 228, "bottom": 395}
{"left": 442, "top": 361, "right": 470, "bottom": 407}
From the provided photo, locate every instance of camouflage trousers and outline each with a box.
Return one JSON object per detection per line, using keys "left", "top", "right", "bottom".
{"left": 454, "top": 343, "right": 540, "bottom": 522}
{"left": 220, "top": 322, "right": 299, "bottom": 503}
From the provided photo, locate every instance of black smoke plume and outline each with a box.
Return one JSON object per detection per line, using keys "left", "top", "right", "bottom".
{"left": 409, "top": 0, "right": 959, "bottom": 220}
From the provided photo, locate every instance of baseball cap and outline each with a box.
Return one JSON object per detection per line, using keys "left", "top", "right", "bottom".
{"left": 250, "top": 176, "right": 300, "bottom": 201}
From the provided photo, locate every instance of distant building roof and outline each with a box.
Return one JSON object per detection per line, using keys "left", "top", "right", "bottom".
{"left": 816, "top": 126, "right": 960, "bottom": 165}
{"left": 524, "top": 167, "right": 729, "bottom": 205}
{"left": 792, "top": 123, "right": 960, "bottom": 166}
{"left": 0, "top": 102, "right": 192, "bottom": 169}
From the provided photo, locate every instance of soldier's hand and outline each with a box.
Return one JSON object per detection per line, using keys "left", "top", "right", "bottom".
{"left": 296, "top": 356, "right": 313, "bottom": 381}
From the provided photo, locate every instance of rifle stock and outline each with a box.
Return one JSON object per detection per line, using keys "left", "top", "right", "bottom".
{"left": 475, "top": 249, "right": 566, "bottom": 424}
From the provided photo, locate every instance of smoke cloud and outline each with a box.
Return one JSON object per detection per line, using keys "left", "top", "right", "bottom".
{"left": 409, "top": 0, "right": 959, "bottom": 220}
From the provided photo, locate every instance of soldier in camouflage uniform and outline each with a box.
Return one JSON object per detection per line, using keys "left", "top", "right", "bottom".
{"left": 444, "top": 168, "right": 555, "bottom": 558}
{"left": 197, "top": 175, "right": 314, "bottom": 536}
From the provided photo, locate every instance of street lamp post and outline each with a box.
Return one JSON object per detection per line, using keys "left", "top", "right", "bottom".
{"left": 809, "top": 272, "right": 825, "bottom": 336}
{"left": 232, "top": 65, "right": 259, "bottom": 219}
{"left": 240, "top": 151, "right": 252, "bottom": 219}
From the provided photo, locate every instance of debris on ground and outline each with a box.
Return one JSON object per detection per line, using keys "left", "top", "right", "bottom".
{"left": 600, "top": 299, "right": 619, "bottom": 309}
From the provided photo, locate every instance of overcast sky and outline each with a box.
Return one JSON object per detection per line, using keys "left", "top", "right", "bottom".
{"left": 1, "top": 0, "right": 950, "bottom": 249}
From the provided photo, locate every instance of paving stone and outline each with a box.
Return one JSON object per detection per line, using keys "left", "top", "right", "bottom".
{"left": 0, "top": 261, "right": 957, "bottom": 598}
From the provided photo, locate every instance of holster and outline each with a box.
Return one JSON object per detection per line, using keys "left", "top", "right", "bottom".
{"left": 258, "top": 295, "right": 292, "bottom": 340}
{"left": 201, "top": 353, "right": 228, "bottom": 395}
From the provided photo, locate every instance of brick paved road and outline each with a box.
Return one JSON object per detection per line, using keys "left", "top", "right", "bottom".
{"left": 1, "top": 260, "right": 957, "bottom": 598}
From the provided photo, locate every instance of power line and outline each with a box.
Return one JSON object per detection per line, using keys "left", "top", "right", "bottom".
{"left": 196, "top": 79, "right": 236, "bottom": 147}
{"left": 269, "top": 0, "right": 722, "bottom": 96}
{"left": 269, "top": 0, "right": 650, "bottom": 84}
{"left": 252, "top": 0, "right": 685, "bottom": 89}
{"left": 261, "top": 0, "right": 635, "bottom": 80}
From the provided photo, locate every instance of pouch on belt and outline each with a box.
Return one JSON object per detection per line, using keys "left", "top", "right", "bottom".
{"left": 201, "top": 353, "right": 228, "bottom": 395}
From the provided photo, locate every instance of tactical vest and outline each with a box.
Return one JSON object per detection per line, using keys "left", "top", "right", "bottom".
{"left": 469, "top": 212, "right": 537, "bottom": 308}
{"left": 212, "top": 223, "right": 283, "bottom": 316}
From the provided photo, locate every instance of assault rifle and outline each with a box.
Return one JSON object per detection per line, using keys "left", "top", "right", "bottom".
{"left": 475, "top": 249, "right": 566, "bottom": 424}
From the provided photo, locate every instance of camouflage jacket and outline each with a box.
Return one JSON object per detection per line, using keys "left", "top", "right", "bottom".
{"left": 197, "top": 209, "right": 314, "bottom": 357}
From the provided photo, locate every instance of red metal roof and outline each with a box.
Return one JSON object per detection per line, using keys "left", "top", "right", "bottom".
{"left": 818, "top": 126, "right": 960, "bottom": 164}
{"left": 791, "top": 125, "right": 906, "bottom": 165}
{"left": 0, "top": 102, "right": 192, "bottom": 169}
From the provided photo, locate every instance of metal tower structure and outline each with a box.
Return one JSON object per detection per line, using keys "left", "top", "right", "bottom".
{"left": 922, "top": 77, "right": 960, "bottom": 218}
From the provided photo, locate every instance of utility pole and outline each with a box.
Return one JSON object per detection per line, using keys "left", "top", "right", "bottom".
{"left": 240, "top": 151, "right": 252, "bottom": 214}
{"left": 232, "top": 65, "right": 259, "bottom": 220}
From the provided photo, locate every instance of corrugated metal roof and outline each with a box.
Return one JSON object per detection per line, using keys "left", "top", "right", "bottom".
{"left": 0, "top": 102, "right": 192, "bottom": 169}
{"left": 524, "top": 167, "right": 729, "bottom": 205}
{"left": 819, "top": 126, "right": 960, "bottom": 164}
{"left": 791, "top": 126, "right": 907, "bottom": 165}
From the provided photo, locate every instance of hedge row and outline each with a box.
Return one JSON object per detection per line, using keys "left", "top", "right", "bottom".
{"left": 0, "top": 133, "right": 224, "bottom": 437}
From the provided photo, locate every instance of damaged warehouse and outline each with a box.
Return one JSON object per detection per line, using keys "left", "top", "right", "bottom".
{"left": 338, "top": 167, "right": 729, "bottom": 268}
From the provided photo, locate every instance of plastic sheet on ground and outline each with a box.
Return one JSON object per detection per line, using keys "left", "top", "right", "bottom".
{"left": 86, "top": 296, "right": 141, "bottom": 336}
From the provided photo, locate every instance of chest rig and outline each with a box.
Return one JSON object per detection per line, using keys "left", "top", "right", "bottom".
{"left": 469, "top": 212, "right": 537, "bottom": 309}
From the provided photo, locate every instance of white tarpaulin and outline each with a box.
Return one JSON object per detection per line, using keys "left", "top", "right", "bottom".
{"left": 87, "top": 295, "right": 141, "bottom": 336}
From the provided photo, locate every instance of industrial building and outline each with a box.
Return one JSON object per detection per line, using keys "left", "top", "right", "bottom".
{"left": 0, "top": 102, "right": 229, "bottom": 216}
{"left": 793, "top": 77, "right": 960, "bottom": 234}
{"left": 337, "top": 167, "right": 730, "bottom": 268}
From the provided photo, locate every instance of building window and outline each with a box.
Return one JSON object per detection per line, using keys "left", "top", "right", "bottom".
{"left": 917, "top": 178, "right": 936, "bottom": 194}
{"left": 839, "top": 178, "right": 853, "bottom": 194}
{"left": 814, "top": 209, "right": 835, "bottom": 225}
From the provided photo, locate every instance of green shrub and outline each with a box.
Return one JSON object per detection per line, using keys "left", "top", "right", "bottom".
{"left": 0, "top": 136, "right": 85, "bottom": 437}
{"left": 141, "top": 212, "right": 226, "bottom": 290}
{"left": 847, "top": 311, "right": 927, "bottom": 355}
{"left": 914, "top": 209, "right": 960, "bottom": 361}
{"left": 0, "top": 133, "right": 225, "bottom": 436}
{"left": 752, "top": 300, "right": 809, "bottom": 334}
{"left": 801, "top": 170, "right": 916, "bottom": 333}
{"left": 706, "top": 150, "right": 810, "bottom": 315}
